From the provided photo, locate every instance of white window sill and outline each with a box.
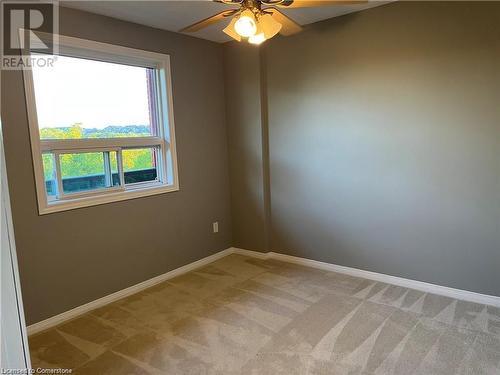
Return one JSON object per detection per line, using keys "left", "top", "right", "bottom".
{"left": 39, "top": 184, "right": 179, "bottom": 215}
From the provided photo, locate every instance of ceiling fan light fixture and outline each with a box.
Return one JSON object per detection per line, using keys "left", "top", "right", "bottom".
{"left": 249, "top": 33, "right": 266, "bottom": 45}
{"left": 223, "top": 17, "right": 242, "bottom": 41}
{"left": 234, "top": 9, "right": 257, "bottom": 37}
{"left": 248, "top": 21, "right": 266, "bottom": 45}
{"left": 259, "top": 13, "right": 282, "bottom": 39}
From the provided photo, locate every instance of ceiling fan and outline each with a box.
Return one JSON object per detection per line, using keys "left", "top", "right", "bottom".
{"left": 180, "top": 0, "right": 366, "bottom": 45}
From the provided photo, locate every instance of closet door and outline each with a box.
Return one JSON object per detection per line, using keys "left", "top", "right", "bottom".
{"left": 1, "top": 115, "right": 31, "bottom": 369}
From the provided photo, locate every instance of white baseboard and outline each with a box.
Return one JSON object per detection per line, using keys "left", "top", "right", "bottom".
{"left": 27, "top": 248, "right": 234, "bottom": 336}
{"left": 232, "top": 248, "right": 500, "bottom": 308}
{"left": 28, "top": 246, "right": 500, "bottom": 335}
{"left": 231, "top": 247, "right": 269, "bottom": 259}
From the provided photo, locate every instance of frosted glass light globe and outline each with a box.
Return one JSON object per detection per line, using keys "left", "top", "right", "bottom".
{"left": 234, "top": 11, "right": 257, "bottom": 37}
{"left": 249, "top": 33, "right": 265, "bottom": 45}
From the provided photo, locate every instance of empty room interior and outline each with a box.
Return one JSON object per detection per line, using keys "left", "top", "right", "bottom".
{"left": 1, "top": 0, "right": 499, "bottom": 374}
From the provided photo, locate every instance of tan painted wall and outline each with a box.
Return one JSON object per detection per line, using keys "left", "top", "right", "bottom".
{"left": 226, "top": 1, "right": 500, "bottom": 296}
{"left": 1, "top": 7, "right": 232, "bottom": 324}
{"left": 224, "top": 44, "right": 270, "bottom": 251}
{"left": 3, "top": 1, "right": 500, "bottom": 326}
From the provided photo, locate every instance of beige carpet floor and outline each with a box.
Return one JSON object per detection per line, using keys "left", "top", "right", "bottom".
{"left": 29, "top": 254, "right": 500, "bottom": 374}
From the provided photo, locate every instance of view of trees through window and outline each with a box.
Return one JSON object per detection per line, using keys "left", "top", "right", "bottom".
{"left": 26, "top": 44, "right": 176, "bottom": 209}
{"left": 42, "top": 123, "right": 154, "bottom": 180}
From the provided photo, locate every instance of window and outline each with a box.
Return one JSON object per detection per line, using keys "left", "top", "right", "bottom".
{"left": 23, "top": 34, "right": 179, "bottom": 214}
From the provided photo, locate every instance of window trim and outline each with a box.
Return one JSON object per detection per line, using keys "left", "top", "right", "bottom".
{"left": 22, "top": 32, "right": 179, "bottom": 214}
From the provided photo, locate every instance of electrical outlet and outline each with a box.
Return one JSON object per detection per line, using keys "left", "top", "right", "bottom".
{"left": 212, "top": 222, "right": 219, "bottom": 233}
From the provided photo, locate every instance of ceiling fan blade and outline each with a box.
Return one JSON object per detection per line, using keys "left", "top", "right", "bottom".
{"left": 266, "top": 8, "right": 302, "bottom": 36}
{"left": 276, "top": 0, "right": 367, "bottom": 8}
{"left": 180, "top": 10, "right": 238, "bottom": 33}
{"left": 213, "top": 0, "right": 243, "bottom": 4}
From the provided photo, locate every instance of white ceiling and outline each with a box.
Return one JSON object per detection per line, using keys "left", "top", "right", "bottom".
{"left": 62, "top": 1, "right": 389, "bottom": 43}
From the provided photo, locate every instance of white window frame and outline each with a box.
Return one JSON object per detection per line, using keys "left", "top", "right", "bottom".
{"left": 22, "top": 32, "right": 179, "bottom": 214}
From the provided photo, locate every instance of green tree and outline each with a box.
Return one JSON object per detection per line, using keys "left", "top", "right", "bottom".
{"left": 42, "top": 124, "right": 154, "bottom": 180}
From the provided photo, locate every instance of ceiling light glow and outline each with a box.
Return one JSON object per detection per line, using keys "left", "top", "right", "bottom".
{"left": 234, "top": 10, "right": 257, "bottom": 37}
{"left": 249, "top": 33, "right": 266, "bottom": 45}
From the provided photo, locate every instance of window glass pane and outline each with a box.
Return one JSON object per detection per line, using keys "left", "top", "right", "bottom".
{"left": 42, "top": 153, "right": 57, "bottom": 197}
{"left": 59, "top": 151, "right": 118, "bottom": 194}
{"left": 109, "top": 151, "right": 121, "bottom": 187}
{"left": 32, "top": 54, "right": 156, "bottom": 140}
{"left": 122, "top": 148, "right": 159, "bottom": 184}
